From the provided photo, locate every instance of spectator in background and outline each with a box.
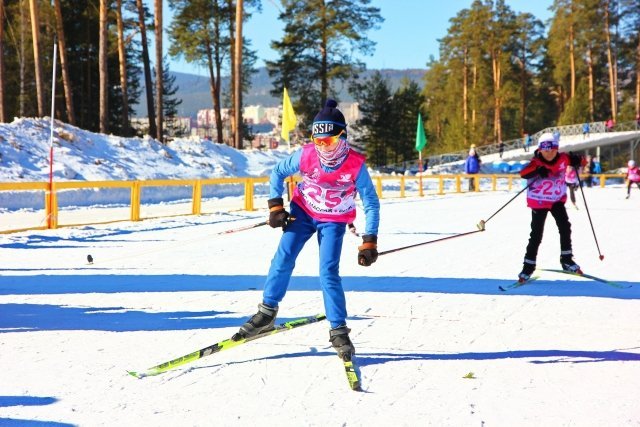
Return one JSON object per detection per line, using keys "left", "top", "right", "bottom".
{"left": 524, "top": 133, "right": 532, "bottom": 152}
{"left": 582, "top": 122, "right": 590, "bottom": 139}
{"left": 464, "top": 145, "right": 481, "bottom": 191}
{"left": 584, "top": 155, "right": 594, "bottom": 187}
{"left": 499, "top": 141, "right": 505, "bottom": 159}
{"left": 606, "top": 118, "right": 614, "bottom": 132}
{"left": 592, "top": 157, "right": 602, "bottom": 186}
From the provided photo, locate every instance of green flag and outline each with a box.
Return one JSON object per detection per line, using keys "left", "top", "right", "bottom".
{"left": 415, "top": 112, "right": 427, "bottom": 152}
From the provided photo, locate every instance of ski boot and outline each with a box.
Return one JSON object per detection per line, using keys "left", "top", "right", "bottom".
{"left": 329, "top": 326, "right": 355, "bottom": 361}
{"left": 518, "top": 260, "right": 536, "bottom": 283}
{"left": 232, "top": 303, "right": 278, "bottom": 341}
{"left": 560, "top": 256, "right": 582, "bottom": 274}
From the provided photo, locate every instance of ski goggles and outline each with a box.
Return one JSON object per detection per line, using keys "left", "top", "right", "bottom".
{"left": 311, "top": 130, "right": 345, "bottom": 147}
{"left": 538, "top": 140, "right": 559, "bottom": 151}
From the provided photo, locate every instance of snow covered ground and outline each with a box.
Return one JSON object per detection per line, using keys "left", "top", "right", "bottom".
{"left": 1, "top": 186, "right": 639, "bottom": 426}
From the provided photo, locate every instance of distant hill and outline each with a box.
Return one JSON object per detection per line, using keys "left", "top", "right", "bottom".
{"left": 134, "top": 67, "right": 426, "bottom": 118}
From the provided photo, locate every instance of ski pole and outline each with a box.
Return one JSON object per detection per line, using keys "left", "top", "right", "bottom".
{"left": 216, "top": 220, "right": 268, "bottom": 235}
{"left": 378, "top": 229, "right": 483, "bottom": 256}
{"left": 347, "top": 223, "right": 361, "bottom": 237}
{"left": 476, "top": 178, "right": 536, "bottom": 231}
{"left": 576, "top": 174, "right": 604, "bottom": 260}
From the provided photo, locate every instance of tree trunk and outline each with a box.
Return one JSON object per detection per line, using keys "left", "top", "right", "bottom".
{"left": 214, "top": 49, "right": 223, "bottom": 145}
{"left": 135, "top": 0, "right": 156, "bottom": 138}
{"left": 320, "top": 2, "right": 328, "bottom": 104}
{"left": 19, "top": 0, "right": 26, "bottom": 116}
{"left": 99, "top": 0, "right": 108, "bottom": 133}
{"left": 205, "top": 42, "right": 223, "bottom": 144}
{"left": 587, "top": 46, "right": 595, "bottom": 122}
{"left": 491, "top": 49, "right": 502, "bottom": 143}
{"left": 53, "top": 0, "right": 76, "bottom": 125}
{"left": 569, "top": 21, "right": 575, "bottom": 100}
{"left": 0, "top": 0, "right": 5, "bottom": 122}
{"left": 234, "top": 0, "right": 243, "bottom": 149}
{"left": 228, "top": 0, "right": 236, "bottom": 147}
{"left": 636, "top": 30, "right": 640, "bottom": 116}
{"left": 519, "top": 43, "right": 526, "bottom": 136}
{"left": 115, "top": 0, "right": 129, "bottom": 134}
{"left": 604, "top": 1, "right": 617, "bottom": 119}
{"left": 28, "top": 0, "right": 45, "bottom": 116}
{"left": 154, "top": 0, "right": 163, "bottom": 142}
{"left": 462, "top": 46, "right": 468, "bottom": 146}
{"left": 472, "top": 63, "right": 477, "bottom": 128}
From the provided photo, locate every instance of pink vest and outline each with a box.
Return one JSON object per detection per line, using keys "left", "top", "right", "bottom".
{"left": 526, "top": 153, "right": 569, "bottom": 209}
{"left": 565, "top": 167, "right": 578, "bottom": 185}
{"left": 628, "top": 166, "right": 640, "bottom": 183}
{"left": 292, "top": 144, "right": 365, "bottom": 223}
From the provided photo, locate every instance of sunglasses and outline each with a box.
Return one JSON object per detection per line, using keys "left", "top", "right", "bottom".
{"left": 311, "top": 130, "right": 345, "bottom": 147}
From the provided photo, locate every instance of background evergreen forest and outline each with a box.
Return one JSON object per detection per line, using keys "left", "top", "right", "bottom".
{"left": 0, "top": 0, "right": 639, "bottom": 166}
{"left": 134, "top": 68, "right": 428, "bottom": 117}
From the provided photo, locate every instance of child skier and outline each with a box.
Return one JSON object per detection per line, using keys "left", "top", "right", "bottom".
{"left": 517, "top": 132, "right": 585, "bottom": 282}
{"left": 625, "top": 160, "right": 640, "bottom": 199}
{"left": 565, "top": 165, "right": 579, "bottom": 209}
{"left": 233, "top": 99, "right": 380, "bottom": 361}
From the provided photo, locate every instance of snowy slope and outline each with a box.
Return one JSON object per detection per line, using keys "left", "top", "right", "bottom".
{"left": 0, "top": 117, "right": 290, "bottom": 182}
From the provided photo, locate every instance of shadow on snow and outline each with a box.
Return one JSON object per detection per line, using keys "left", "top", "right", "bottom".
{"left": 0, "top": 274, "right": 636, "bottom": 298}
{"left": 0, "top": 396, "right": 72, "bottom": 427}
{"left": 0, "top": 274, "right": 637, "bottom": 333}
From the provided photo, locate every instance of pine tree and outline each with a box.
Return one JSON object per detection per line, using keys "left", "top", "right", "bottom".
{"left": 350, "top": 71, "right": 394, "bottom": 167}
{"left": 154, "top": 57, "right": 184, "bottom": 138}
{"left": 266, "top": 0, "right": 383, "bottom": 128}
{"left": 169, "top": 0, "right": 228, "bottom": 144}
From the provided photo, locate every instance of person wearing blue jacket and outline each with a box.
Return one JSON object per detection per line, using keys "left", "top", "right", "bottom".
{"left": 232, "top": 99, "right": 380, "bottom": 361}
{"left": 464, "top": 146, "right": 481, "bottom": 191}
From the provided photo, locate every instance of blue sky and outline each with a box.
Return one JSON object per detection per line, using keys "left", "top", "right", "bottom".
{"left": 165, "top": 0, "right": 553, "bottom": 75}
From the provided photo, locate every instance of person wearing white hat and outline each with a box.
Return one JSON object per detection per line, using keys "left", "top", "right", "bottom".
{"left": 515, "top": 132, "right": 586, "bottom": 282}
{"left": 625, "top": 160, "right": 640, "bottom": 199}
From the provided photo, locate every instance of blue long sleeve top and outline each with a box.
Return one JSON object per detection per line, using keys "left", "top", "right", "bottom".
{"left": 269, "top": 149, "right": 380, "bottom": 236}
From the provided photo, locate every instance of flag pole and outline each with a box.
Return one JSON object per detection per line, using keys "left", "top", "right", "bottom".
{"left": 281, "top": 87, "right": 297, "bottom": 200}
{"left": 418, "top": 151, "right": 424, "bottom": 197}
{"left": 415, "top": 112, "right": 427, "bottom": 198}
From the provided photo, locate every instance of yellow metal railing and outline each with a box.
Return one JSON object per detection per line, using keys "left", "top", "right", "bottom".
{"left": 0, "top": 173, "right": 626, "bottom": 234}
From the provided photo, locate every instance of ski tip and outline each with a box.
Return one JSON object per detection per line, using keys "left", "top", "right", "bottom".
{"left": 498, "top": 286, "right": 506, "bottom": 292}
{"left": 351, "top": 383, "right": 362, "bottom": 392}
{"left": 127, "top": 370, "right": 144, "bottom": 379}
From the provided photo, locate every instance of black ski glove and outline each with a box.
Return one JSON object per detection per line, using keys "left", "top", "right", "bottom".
{"left": 536, "top": 166, "right": 549, "bottom": 178}
{"left": 568, "top": 151, "right": 584, "bottom": 169}
{"left": 267, "top": 197, "right": 289, "bottom": 228}
{"left": 358, "top": 235, "right": 378, "bottom": 267}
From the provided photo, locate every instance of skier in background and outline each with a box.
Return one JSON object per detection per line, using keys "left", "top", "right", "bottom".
{"left": 625, "top": 160, "right": 640, "bottom": 199}
{"left": 233, "top": 99, "right": 380, "bottom": 361}
{"left": 517, "top": 132, "right": 586, "bottom": 282}
{"left": 565, "top": 165, "right": 579, "bottom": 209}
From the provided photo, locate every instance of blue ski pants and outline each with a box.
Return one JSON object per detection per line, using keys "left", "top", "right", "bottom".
{"left": 262, "top": 202, "right": 347, "bottom": 329}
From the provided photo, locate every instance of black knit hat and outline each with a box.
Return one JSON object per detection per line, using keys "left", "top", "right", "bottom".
{"left": 312, "top": 99, "right": 347, "bottom": 137}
